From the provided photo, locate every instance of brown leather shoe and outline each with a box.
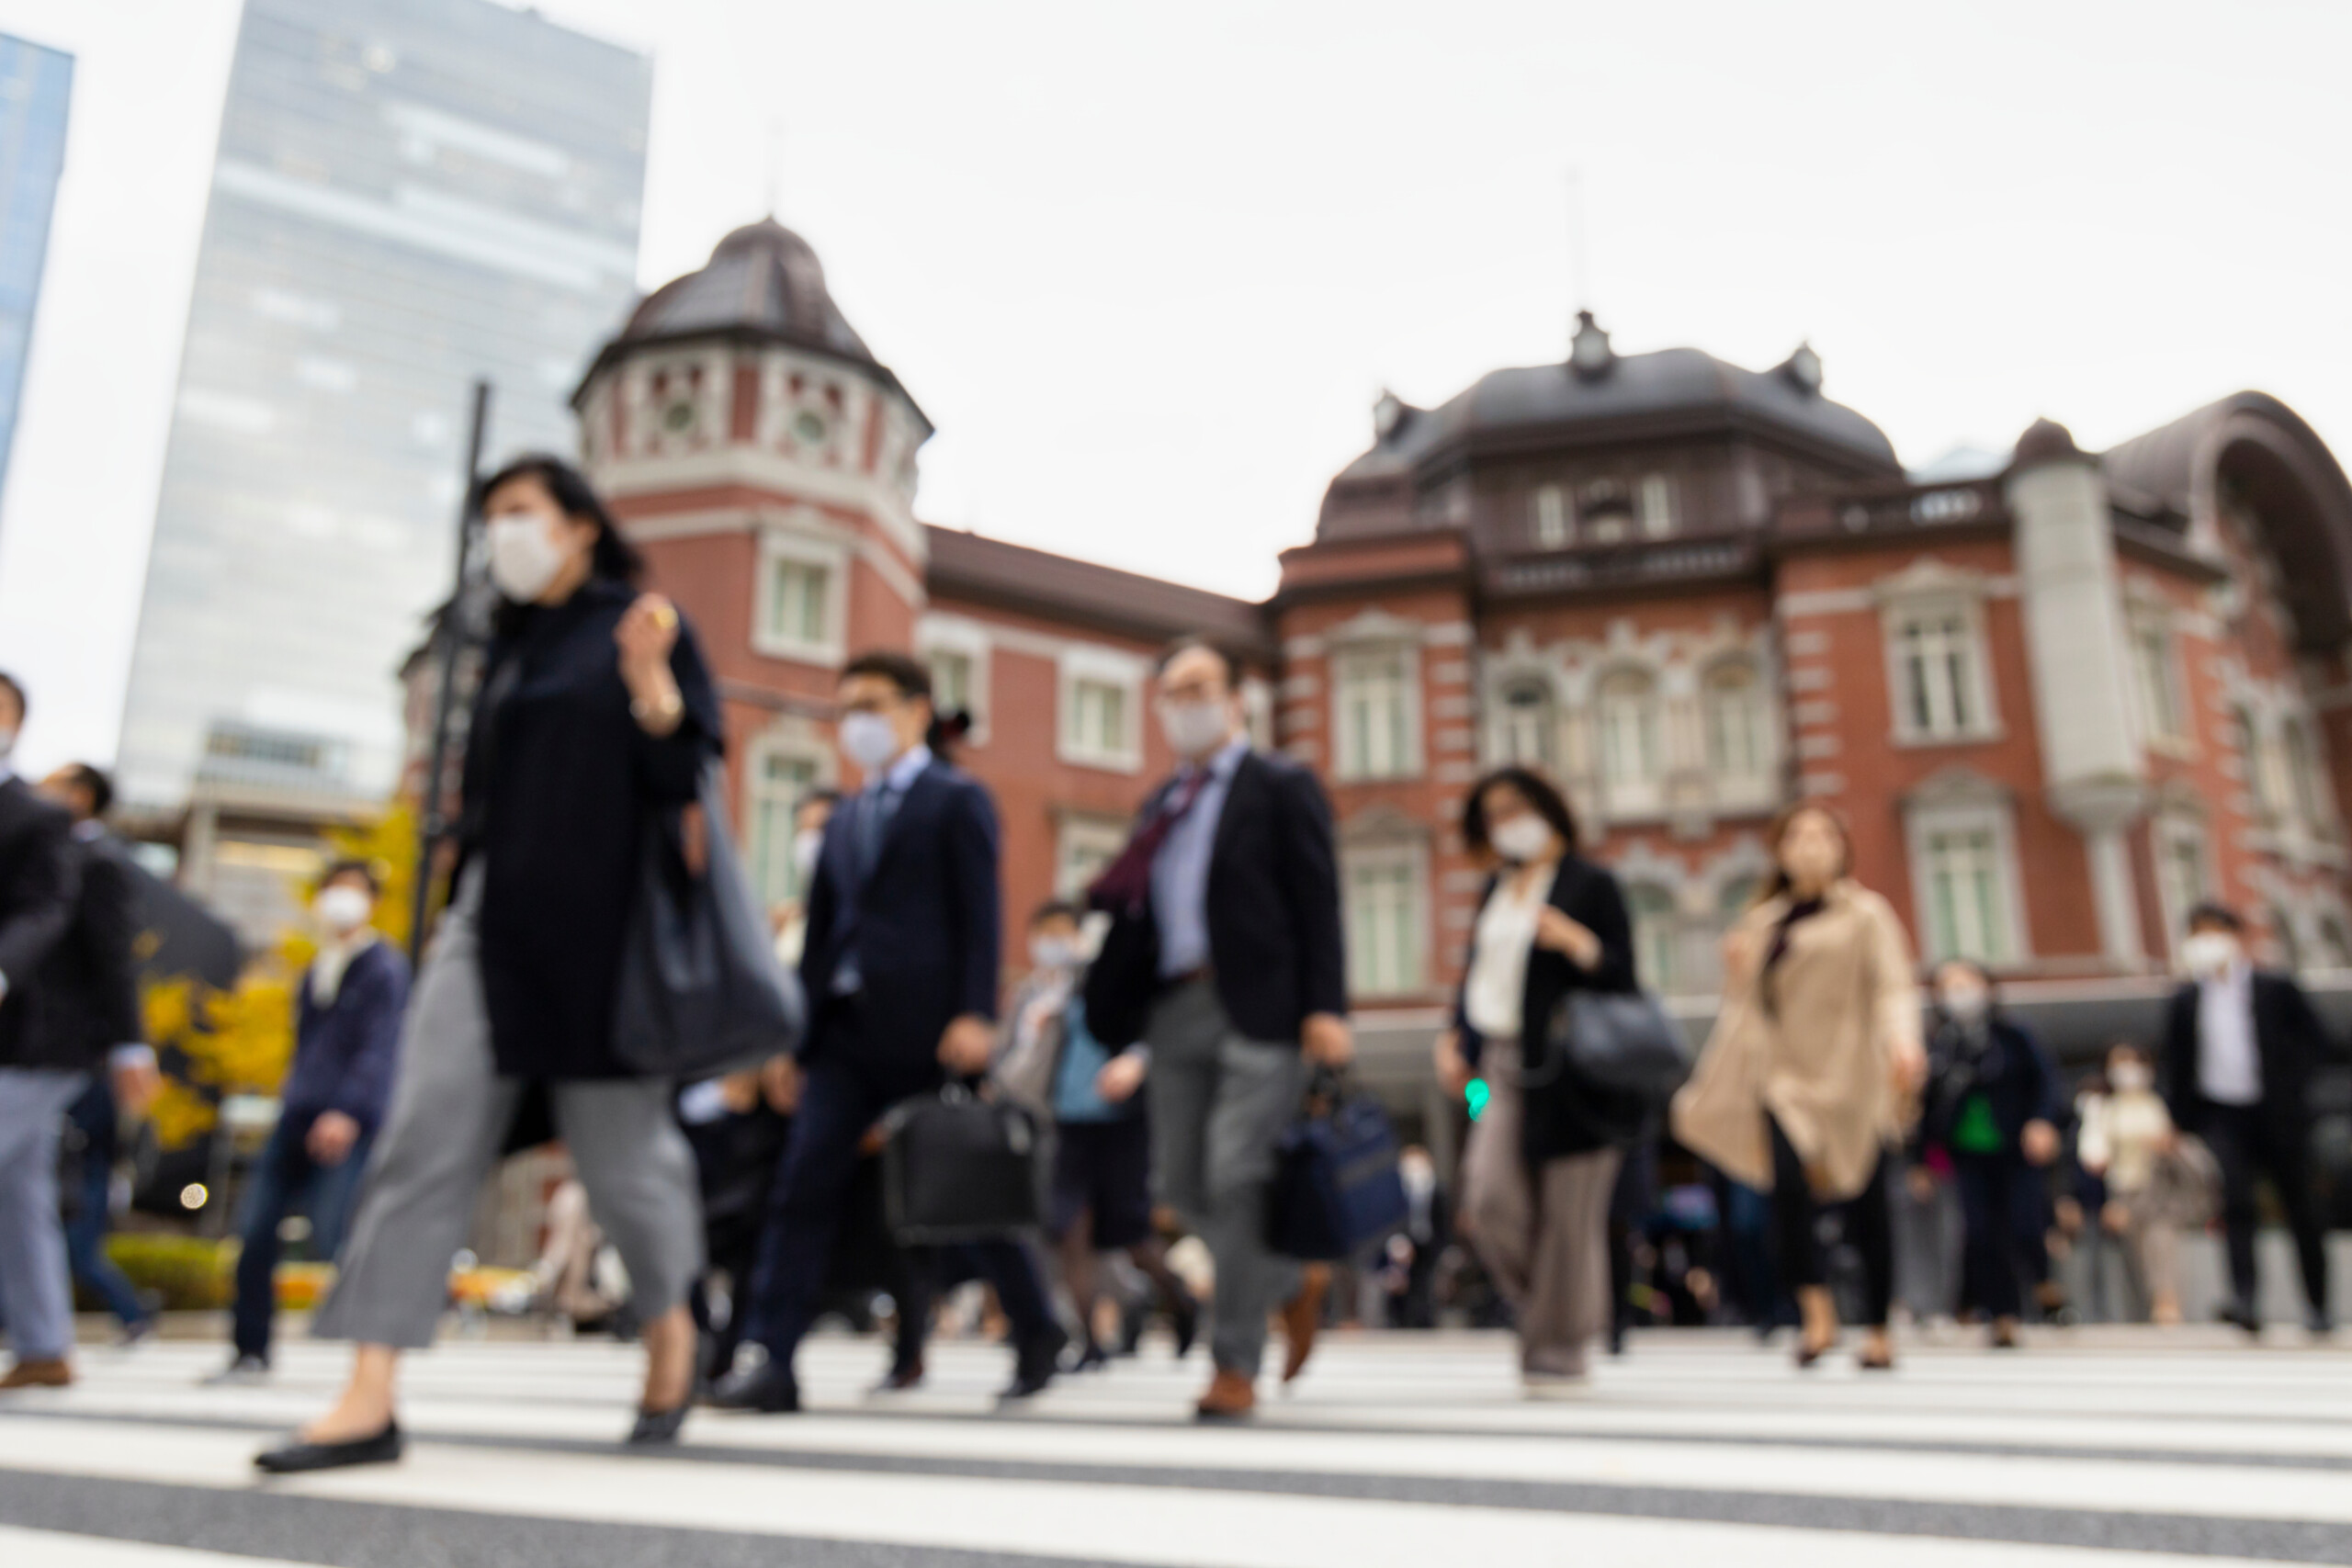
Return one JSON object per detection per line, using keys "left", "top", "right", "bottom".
{"left": 1193, "top": 1368, "right": 1256, "bottom": 1422}
{"left": 0, "top": 1359, "right": 71, "bottom": 1390}
{"left": 1279, "top": 1263, "right": 1330, "bottom": 1383}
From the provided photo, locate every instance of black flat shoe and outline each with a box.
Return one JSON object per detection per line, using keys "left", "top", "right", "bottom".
{"left": 1170, "top": 1293, "right": 1201, "bottom": 1360}
{"left": 255, "top": 1421, "right": 403, "bottom": 1474}
{"left": 707, "top": 1360, "right": 799, "bottom": 1414}
{"left": 1000, "top": 1326, "right": 1067, "bottom": 1402}
{"left": 627, "top": 1404, "right": 689, "bottom": 1445}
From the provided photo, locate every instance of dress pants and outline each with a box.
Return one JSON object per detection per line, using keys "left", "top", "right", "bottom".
{"left": 231, "top": 1113, "right": 377, "bottom": 1360}
{"left": 2201, "top": 1103, "right": 2329, "bottom": 1314}
{"left": 1769, "top": 1116, "right": 1894, "bottom": 1328}
{"left": 1145, "top": 977, "right": 1306, "bottom": 1377}
{"left": 0, "top": 1068, "right": 90, "bottom": 1362}
{"left": 313, "top": 870, "right": 701, "bottom": 1349}
{"left": 740, "top": 1002, "right": 1056, "bottom": 1364}
{"left": 1952, "top": 1151, "right": 2031, "bottom": 1320}
{"left": 1459, "top": 1052, "right": 1622, "bottom": 1375}
{"left": 64, "top": 1077, "right": 147, "bottom": 1328}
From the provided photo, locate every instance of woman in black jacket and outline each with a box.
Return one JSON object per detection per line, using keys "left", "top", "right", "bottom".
{"left": 1434, "top": 767, "right": 1641, "bottom": 1393}
{"left": 1918, "top": 959, "right": 2062, "bottom": 1348}
{"left": 260, "top": 456, "right": 722, "bottom": 1472}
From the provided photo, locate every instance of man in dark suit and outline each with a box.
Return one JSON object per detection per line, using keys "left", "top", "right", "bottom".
{"left": 2162, "top": 900, "right": 2340, "bottom": 1334}
{"left": 0, "top": 673, "right": 96, "bottom": 1390}
{"left": 713, "top": 651, "right": 1063, "bottom": 1413}
{"left": 1086, "top": 639, "right": 1351, "bottom": 1420}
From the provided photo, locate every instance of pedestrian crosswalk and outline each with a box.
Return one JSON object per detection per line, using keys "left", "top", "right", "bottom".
{"left": 1, "top": 1325, "right": 2348, "bottom": 1566}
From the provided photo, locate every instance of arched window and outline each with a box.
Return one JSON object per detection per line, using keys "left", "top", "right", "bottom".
{"left": 1495, "top": 680, "right": 1555, "bottom": 767}
{"left": 1702, "top": 660, "right": 1769, "bottom": 790}
{"left": 2236, "top": 705, "right": 2274, "bottom": 818}
{"left": 1597, "top": 669, "right": 1661, "bottom": 807}
{"left": 1627, "top": 884, "right": 1679, "bottom": 993}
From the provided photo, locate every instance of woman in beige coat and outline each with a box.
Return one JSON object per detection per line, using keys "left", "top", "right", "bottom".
{"left": 1672, "top": 804, "right": 1925, "bottom": 1369}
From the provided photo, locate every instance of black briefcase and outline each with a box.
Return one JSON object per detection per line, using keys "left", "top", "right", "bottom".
{"left": 878, "top": 1083, "right": 1046, "bottom": 1244}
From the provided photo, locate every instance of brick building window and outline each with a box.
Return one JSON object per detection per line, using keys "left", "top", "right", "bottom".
{"left": 1887, "top": 602, "right": 1992, "bottom": 742}
{"left": 1914, "top": 816, "right": 2018, "bottom": 963}
{"left": 931, "top": 649, "right": 974, "bottom": 715}
{"left": 1344, "top": 845, "right": 1425, "bottom": 998}
{"left": 2131, "top": 621, "right": 2186, "bottom": 745}
{"left": 1333, "top": 647, "right": 1419, "bottom": 781}
{"left": 1627, "top": 883, "right": 1679, "bottom": 994}
{"left": 2236, "top": 705, "right": 2276, "bottom": 820}
{"left": 2285, "top": 716, "right": 2334, "bottom": 836}
{"left": 752, "top": 530, "right": 846, "bottom": 664}
{"left": 1638, "top": 473, "right": 1676, "bottom": 537}
{"left": 745, "top": 740, "right": 826, "bottom": 910}
{"left": 1532, "top": 484, "right": 1569, "bottom": 549}
{"left": 2319, "top": 914, "right": 2352, "bottom": 970}
{"left": 767, "top": 560, "right": 828, "bottom": 645}
{"left": 1494, "top": 679, "right": 1555, "bottom": 767}
{"left": 1056, "top": 817, "right": 1128, "bottom": 899}
{"left": 1702, "top": 660, "right": 1769, "bottom": 793}
{"left": 2153, "top": 818, "right": 2209, "bottom": 960}
{"left": 1065, "top": 679, "right": 1130, "bottom": 764}
{"left": 1597, "top": 668, "right": 1662, "bottom": 813}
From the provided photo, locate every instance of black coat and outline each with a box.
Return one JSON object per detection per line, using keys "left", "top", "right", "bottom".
{"left": 1085, "top": 750, "right": 1347, "bottom": 1049}
{"left": 0, "top": 775, "right": 80, "bottom": 1070}
{"left": 1453, "top": 854, "right": 1643, "bottom": 1161}
{"left": 797, "top": 756, "right": 1002, "bottom": 1078}
{"left": 2160, "top": 969, "right": 2341, "bottom": 1135}
{"left": 29, "top": 829, "right": 142, "bottom": 1075}
{"left": 459, "top": 577, "right": 721, "bottom": 1079}
{"left": 1919, "top": 1013, "right": 2062, "bottom": 1155}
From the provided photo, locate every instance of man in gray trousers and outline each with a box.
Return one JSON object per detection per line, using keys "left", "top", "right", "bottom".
{"left": 1084, "top": 639, "right": 1352, "bottom": 1422}
{"left": 0, "top": 671, "right": 96, "bottom": 1390}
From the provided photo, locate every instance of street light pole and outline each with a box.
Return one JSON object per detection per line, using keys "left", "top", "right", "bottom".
{"left": 410, "top": 378, "right": 491, "bottom": 964}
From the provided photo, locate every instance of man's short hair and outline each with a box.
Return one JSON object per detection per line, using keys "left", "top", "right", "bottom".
{"left": 0, "top": 670, "right": 23, "bottom": 727}
{"left": 1159, "top": 637, "right": 1238, "bottom": 689}
{"left": 841, "top": 650, "right": 933, "bottom": 702}
{"left": 320, "top": 858, "right": 381, "bottom": 896}
{"left": 2186, "top": 899, "right": 2245, "bottom": 933}
{"left": 60, "top": 762, "right": 113, "bottom": 818}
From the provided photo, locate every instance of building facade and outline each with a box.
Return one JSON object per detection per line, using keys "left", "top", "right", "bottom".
{"left": 0, "top": 31, "right": 72, "bottom": 527}
{"left": 117, "top": 0, "right": 650, "bottom": 936}
{"left": 573, "top": 228, "right": 2352, "bottom": 1139}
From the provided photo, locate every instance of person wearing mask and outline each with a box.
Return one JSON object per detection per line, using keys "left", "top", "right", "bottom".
{"left": 1918, "top": 960, "right": 2061, "bottom": 1348}
{"left": 35, "top": 763, "right": 159, "bottom": 1349}
{"left": 2077, "top": 1043, "right": 2190, "bottom": 1325}
{"left": 772, "top": 790, "right": 840, "bottom": 970}
{"left": 0, "top": 673, "right": 92, "bottom": 1391}
{"left": 256, "top": 456, "right": 719, "bottom": 1472}
{"left": 1674, "top": 803, "right": 1925, "bottom": 1371}
{"left": 2161, "top": 901, "right": 2338, "bottom": 1334}
{"left": 997, "top": 900, "right": 1200, "bottom": 1371}
{"left": 209, "top": 861, "right": 409, "bottom": 1384}
{"left": 714, "top": 652, "right": 1065, "bottom": 1414}
{"left": 1434, "top": 766, "right": 1639, "bottom": 1394}
{"left": 1084, "top": 638, "right": 1351, "bottom": 1423}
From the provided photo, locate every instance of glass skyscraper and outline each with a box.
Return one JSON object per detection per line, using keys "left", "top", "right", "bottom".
{"left": 0, "top": 34, "right": 73, "bottom": 523}
{"left": 117, "top": 0, "right": 650, "bottom": 811}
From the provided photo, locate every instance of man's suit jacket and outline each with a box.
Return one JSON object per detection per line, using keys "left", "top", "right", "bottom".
{"left": 2160, "top": 969, "right": 2341, "bottom": 1134}
{"left": 31, "top": 829, "right": 141, "bottom": 1075}
{"left": 0, "top": 775, "right": 82, "bottom": 1070}
{"left": 797, "top": 758, "right": 1001, "bottom": 1077}
{"left": 1086, "top": 749, "right": 1347, "bottom": 1049}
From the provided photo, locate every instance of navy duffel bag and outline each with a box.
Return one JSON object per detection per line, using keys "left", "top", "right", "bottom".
{"left": 1267, "top": 1070, "right": 1409, "bottom": 1261}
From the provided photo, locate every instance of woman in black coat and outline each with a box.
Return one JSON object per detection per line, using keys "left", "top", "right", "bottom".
{"left": 263, "top": 457, "right": 723, "bottom": 1472}
{"left": 1435, "top": 766, "right": 1641, "bottom": 1393}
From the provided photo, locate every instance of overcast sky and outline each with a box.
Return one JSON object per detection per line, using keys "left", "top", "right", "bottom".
{"left": 1, "top": 0, "right": 2347, "bottom": 775}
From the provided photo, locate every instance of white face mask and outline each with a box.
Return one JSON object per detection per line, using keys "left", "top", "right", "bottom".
{"left": 1158, "top": 698, "right": 1233, "bottom": 761}
{"left": 313, "top": 885, "right": 372, "bottom": 935}
{"left": 839, "top": 711, "right": 902, "bottom": 773}
{"left": 1488, "top": 814, "right": 1555, "bottom": 865}
{"left": 1030, "top": 935, "right": 1079, "bottom": 972}
{"left": 791, "top": 828, "right": 824, "bottom": 885}
{"left": 2182, "top": 931, "right": 2239, "bottom": 979}
{"left": 2109, "top": 1063, "right": 2153, "bottom": 1094}
{"left": 485, "top": 511, "right": 572, "bottom": 603}
{"left": 1940, "top": 986, "right": 1989, "bottom": 1023}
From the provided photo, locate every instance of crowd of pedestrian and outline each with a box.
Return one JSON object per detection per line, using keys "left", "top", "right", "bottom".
{"left": 0, "top": 455, "right": 2340, "bottom": 1472}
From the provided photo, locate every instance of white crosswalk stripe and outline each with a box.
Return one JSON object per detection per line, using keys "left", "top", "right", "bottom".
{"left": 2, "top": 1327, "right": 2348, "bottom": 1566}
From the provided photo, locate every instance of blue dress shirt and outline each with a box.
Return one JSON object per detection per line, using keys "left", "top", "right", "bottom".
{"left": 1150, "top": 736, "right": 1250, "bottom": 979}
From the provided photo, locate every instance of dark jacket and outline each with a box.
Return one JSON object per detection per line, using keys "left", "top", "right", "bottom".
{"left": 460, "top": 577, "right": 722, "bottom": 1079}
{"left": 1085, "top": 750, "right": 1347, "bottom": 1049}
{"left": 797, "top": 756, "right": 1001, "bottom": 1077}
{"left": 2160, "top": 969, "right": 2341, "bottom": 1134}
{"left": 280, "top": 940, "right": 411, "bottom": 1134}
{"left": 0, "top": 775, "right": 81, "bottom": 1070}
{"left": 1453, "top": 854, "right": 1643, "bottom": 1160}
{"left": 29, "top": 829, "right": 141, "bottom": 1074}
{"left": 1919, "top": 1012, "right": 2061, "bottom": 1156}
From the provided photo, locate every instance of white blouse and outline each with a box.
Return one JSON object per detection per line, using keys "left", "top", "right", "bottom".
{"left": 1464, "top": 871, "right": 1549, "bottom": 1040}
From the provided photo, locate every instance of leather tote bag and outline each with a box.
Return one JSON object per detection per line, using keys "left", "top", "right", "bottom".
{"left": 612, "top": 764, "right": 805, "bottom": 1078}
{"left": 1540, "top": 989, "right": 1695, "bottom": 1103}
{"left": 879, "top": 1082, "right": 1047, "bottom": 1243}
{"left": 1267, "top": 1069, "right": 1409, "bottom": 1261}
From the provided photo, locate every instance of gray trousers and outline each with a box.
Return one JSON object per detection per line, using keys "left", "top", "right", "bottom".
{"left": 1459, "top": 1052, "right": 1620, "bottom": 1376}
{"left": 313, "top": 873, "right": 701, "bottom": 1350}
{"left": 0, "top": 1068, "right": 89, "bottom": 1361}
{"left": 1147, "top": 978, "right": 1306, "bottom": 1376}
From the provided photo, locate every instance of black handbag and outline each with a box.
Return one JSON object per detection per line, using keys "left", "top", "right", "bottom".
{"left": 1535, "top": 988, "right": 1694, "bottom": 1103}
{"left": 611, "top": 764, "right": 805, "bottom": 1078}
{"left": 1267, "top": 1069, "right": 1410, "bottom": 1261}
{"left": 879, "top": 1082, "right": 1047, "bottom": 1243}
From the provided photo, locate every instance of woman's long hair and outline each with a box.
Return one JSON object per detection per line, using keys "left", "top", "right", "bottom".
{"left": 1758, "top": 799, "right": 1852, "bottom": 906}
{"left": 1459, "top": 765, "right": 1580, "bottom": 859}
{"left": 478, "top": 454, "right": 644, "bottom": 637}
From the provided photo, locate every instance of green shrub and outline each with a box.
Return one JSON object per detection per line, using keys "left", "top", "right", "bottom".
{"left": 104, "top": 1234, "right": 232, "bottom": 1312}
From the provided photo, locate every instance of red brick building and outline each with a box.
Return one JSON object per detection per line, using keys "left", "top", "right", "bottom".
{"left": 573, "top": 222, "right": 2352, "bottom": 1134}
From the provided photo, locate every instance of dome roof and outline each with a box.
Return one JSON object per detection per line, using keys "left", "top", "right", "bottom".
{"left": 616, "top": 218, "right": 876, "bottom": 367}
